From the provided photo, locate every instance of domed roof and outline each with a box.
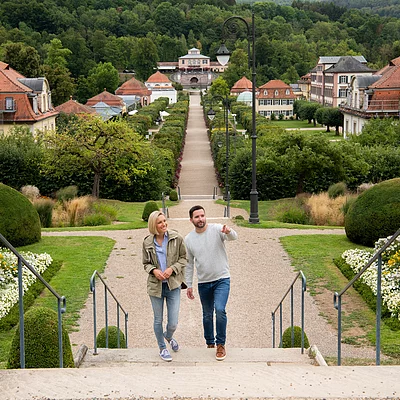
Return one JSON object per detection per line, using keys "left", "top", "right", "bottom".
{"left": 237, "top": 90, "right": 252, "bottom": 105}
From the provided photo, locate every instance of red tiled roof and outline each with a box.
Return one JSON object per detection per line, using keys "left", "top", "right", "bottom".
{"left": 370, "top": 65, "right": 400, "bottom": 89}
{"left": 231, "top": 76, "right": 253, "bottom": 93}
{"left": 115, "top": 77, "right": 151, "bottom": 96}
{"left": 257, "top": 79, "right": 295, "bottom": 99}
{"left": 55, "top": 98, "right": 96, "bottom": 115}
{"left": 86, "top": 89, "right": 125, "bottom": 107}
{"left": 146, "top": 71, "right": 171, "bottom": 83}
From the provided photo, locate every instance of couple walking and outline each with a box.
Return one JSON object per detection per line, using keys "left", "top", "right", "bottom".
{"left": 142, "top": 205, "right": 238, "bottom": 362}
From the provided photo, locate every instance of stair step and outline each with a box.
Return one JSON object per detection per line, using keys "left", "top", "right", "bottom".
{"left": 80, "top": 347, "right": 315, "bottom": 368}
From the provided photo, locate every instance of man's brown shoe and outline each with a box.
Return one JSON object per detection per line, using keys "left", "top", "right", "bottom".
{"left": 207, "top": 344, "right": 215, "bottom": 348}
{"left": 216, "top": 344, "right": 226, "bottom": 361}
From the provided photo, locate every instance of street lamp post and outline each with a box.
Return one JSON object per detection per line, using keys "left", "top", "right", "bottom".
{"left": 216, "top": 12, "right": 259, "bottom": 223}
{"left": 206, "top": 95, "right": 230, "bottom": 217}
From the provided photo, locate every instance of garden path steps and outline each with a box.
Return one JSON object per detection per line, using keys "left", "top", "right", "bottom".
{"left": 3, "top": 92, "right": 399, "bottom": 399}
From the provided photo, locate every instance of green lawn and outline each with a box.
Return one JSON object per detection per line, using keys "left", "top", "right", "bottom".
{"left": 0, "top": 236, "right": 114, "bottom": 369}
{"left": 280, "top": 234, "right": 400, "bottom": 365}
{"left": 271, "top": 119, "right": 323, "bottom": 129}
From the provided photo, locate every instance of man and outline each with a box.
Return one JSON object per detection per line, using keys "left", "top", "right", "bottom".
{"left": 185, "top": 205, "right": 238, "bottom": 361}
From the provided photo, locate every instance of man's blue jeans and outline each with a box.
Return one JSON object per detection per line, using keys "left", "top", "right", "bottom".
{"left": 149, "top": 282, "right": 181, "bottom": 350}
{"left": 198, "top": 277, "right": 230, "bottom": 346}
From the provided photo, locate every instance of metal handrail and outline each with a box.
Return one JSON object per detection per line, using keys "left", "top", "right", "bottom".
{"left": 334, "top": 227, "right": 400, "bottom": 365}
{"left": 0, "top": 233, "right": 66, "bottom": 368}
{"left": 90, "top": 270, "right": 128, "bottom": 355}
{"left": 271, "top": 271, "right": 307, "bottom": 353}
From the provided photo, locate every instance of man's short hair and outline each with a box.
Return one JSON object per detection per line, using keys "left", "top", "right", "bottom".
{"left": 189, "top": 205, "right": 205, "bottom": 219}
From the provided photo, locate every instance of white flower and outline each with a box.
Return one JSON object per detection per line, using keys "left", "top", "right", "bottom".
{"left": 0, "top": 248, "right": 53, "bottom": 320}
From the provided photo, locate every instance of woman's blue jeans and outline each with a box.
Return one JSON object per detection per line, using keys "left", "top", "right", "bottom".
{"left": 149, "top": 283, "right": 181, "bottom": 350}
{"left": 198, "top": 277, "right": 230, "bottom": 346}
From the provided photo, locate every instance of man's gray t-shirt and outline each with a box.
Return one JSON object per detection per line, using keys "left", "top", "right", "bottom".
{"left": 185, "top": 223, "right": 238, "bottom": 288}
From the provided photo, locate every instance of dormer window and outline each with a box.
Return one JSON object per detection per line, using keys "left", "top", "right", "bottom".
{"left": 5, "top": 97, "right": 14, "bottom": 110}
{"left": 286, "top": 89, "right": 290, "bottom": 95}
{"left": 274, "top": 90, "right": 278, "bottom": 96}
{"left": 264, "top": 90, "right": 268, "bottom": 95}
{"left": 32, "top": 97, "right": 39, "bottom": 114}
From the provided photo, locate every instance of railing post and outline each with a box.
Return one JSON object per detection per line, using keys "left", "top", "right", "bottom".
{"left": 117, "top": 305, "right": 121, "bottom": 348}
{"left": 177, "top": 186, "right": 181, "bottom": 200}
{"left": 272, "top": 312, "right": 275, "bottom": 348}
{"left": 290, "top": 286, "right": 294, "bottom": 347}
{"left": 125, "top": 313, "right": 129, "bottom": 348}
{"left": 91, "top": 273, "right": 98, "bottom": 355}
{"left": 279, "top": 303, "right": 283, "bottom": 347}
{"left": 376, "top": 254, "right": 382, "bottom": 365}
{"left": 105, "top": 286, "right": 109, "bottom": 348}
{"left": 57, "top": 297, "right": 64, "bottom": 368}
{"left": 335, "top": 292, "right": 342, "bottom": 366}
{"left": 162, "top": 192, "right": 166, "bottom": 215}
{"left": 301, "top": 273, "right": 306, "bottom": 354}
{"left": 18, "top": 257, "right": 25, "bottom": 369}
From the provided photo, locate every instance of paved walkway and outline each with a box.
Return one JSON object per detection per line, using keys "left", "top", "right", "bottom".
{"left": 46, "top": 92, "right": 376, "bottom": 360}
{"left": 3, "top": 92, "right": 395, "bottom": 400}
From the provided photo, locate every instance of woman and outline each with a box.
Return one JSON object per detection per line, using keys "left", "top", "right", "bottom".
{"left": 142, "top": 210, "right": 187, "bottom": 362}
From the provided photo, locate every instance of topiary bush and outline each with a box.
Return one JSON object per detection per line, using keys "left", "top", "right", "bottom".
{"left": 281, "top": 326, "right": 310, "bottom": 349}
{"left": 169, "top": 189, "right": 178, "bottom": 201}
{"left": 0, "top": 183, "right": 41, "bottom": 246}
{"left": 345, "top": 178, "right": 400, "bottom": 246}
{"left": 96, "top": 325, "right": 127, "bottom": 348}
{"left": 7, "top": 307, "right": 74, "bottom": 368}
{"left": 142, "top": 201, "right": 159, "bottom": 221}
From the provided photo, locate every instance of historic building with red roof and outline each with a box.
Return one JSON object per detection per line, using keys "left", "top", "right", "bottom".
{"left": 145, "top": 71, "right": 177, "bottom": 104}
{"left": 55, "top": 97, "right": 96, "bottom": 116}
{"left": 0, "top": 61, "right": 58, "bottom": 135}
{"left": 115, "top": 77, "right": 151, "bottom": 108}
{"left": 257, "top": 79, "right": 296, "bottom": 119}
{"left": 230, "top": 76, "right": 253, "bottom": 96}
{"left": 340, "top": 56, "right": 400, "bottom": 136}
{"left": 85, "top": 89, "right": 126, "bottom": 120}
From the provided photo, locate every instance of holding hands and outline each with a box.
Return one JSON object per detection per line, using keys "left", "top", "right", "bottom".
{"left": 153, "top": 267, "right": 173, "bottom": 281}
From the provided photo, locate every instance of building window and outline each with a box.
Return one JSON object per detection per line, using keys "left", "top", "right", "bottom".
{"left": 5, "top": 97, "right": 14, "bottom": 110}
{"left": 202, "top": 60, "right": 207, "bottom": 64}
{"left": 339, "top": 89, "right": 347, "bottom": 98}
{"left": 274, "top": 90, "right": 278, "bottom": 96}
{"left": 182, "top": 60, "right": 185, "bottom": 64}
{"left": 264, "top": 90, "right": 268, "bottom": 95}
{"left": 285, "top": 89, "right": 290, "bottom": 95}
{"left": 274, "top": 99, "right": 280, "bottom": 105}
{"left": 339, "top": 76, "right": 348, "bottom": 84}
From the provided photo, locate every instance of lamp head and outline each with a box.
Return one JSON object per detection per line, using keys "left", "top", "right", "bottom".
{"left": 216, "top": 43, "right": 231, "bottom": 66}
{"left": 207, "top": 108, "right": 216, "bottom": 121}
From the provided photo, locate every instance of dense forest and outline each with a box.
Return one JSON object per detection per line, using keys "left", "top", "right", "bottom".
{"left": 1, "top": 0, "right": 400, "bottom": 105}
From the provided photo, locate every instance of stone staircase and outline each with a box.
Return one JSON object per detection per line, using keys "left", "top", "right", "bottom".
{"left": 2, "top": 346, "right": 400, "bottom": 399}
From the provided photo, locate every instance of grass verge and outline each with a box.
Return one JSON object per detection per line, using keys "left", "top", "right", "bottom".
{"left": 280, "top": 234, "right": 400, "bottom": 364}
{"left": 0, "top": 236, "right": 114, "bottom": 369}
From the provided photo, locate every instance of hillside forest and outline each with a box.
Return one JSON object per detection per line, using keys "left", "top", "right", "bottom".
{"left": 1, "top": 0, "right": 400, "bottom": 105}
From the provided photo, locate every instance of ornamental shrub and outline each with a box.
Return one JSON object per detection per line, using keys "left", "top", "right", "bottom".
{"left": 345, "top": 178, "right": 400, "bottom": 246}
{"left": 7, "top": 307, "right": 74, "bottom": 368}
{"left": 33, "top": 198, "right": 55, "bottom": 228}
{"left": 328, "top": 182, "right": 347, "bottom": 199}
{"left": 56, "top": 185, "right": 78, "bottom": 202}
{"left": 96, "top": 325, "right": 126, "bottom": 348}
{"left": 0, "top": 183, "right": 41, "bottom": 246}
{"left": 142, "top": 201, "right": 159, "bottom": 221}
{"left": 169, "top": 189, "right": 178, "bottom": 201}
{"left": 281, "top": 326, "right": 310, "bottom": 349}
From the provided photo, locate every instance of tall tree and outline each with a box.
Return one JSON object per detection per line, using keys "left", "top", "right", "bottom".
{"left": 1, "top": 42, "right": 40, "bottom": 77}
{"left": 132, "top": 37, "right": 158, "bottom": 81}
{"left": 44, "top": 116, "right": 144, "bottom": 198}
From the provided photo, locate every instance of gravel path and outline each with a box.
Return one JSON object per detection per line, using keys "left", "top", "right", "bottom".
{"left": 43, "top": 92, "right": 377, "bottom": 361}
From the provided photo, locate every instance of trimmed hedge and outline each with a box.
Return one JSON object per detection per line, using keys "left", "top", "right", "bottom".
{"left": 281, "top": 326, "right": 310, "bottom": 349}
{"left": 96, "top": 325, "right": 126, "bottom": 348}
{"left": 334, "top": 257, "right": 400, "bottom": 331}
{"left": 0, "top": 260, "right": 62, "bottom": 332}
{"left": 142, "top": 201, "right": 159, "bottom": 221}
{"left": 345, "top": 178, "right": 400, "bottom": 246}
{"left": 7, "top": 307, "right": 74, "bottom": 369}
{"left": 0, "top": 183, "right": 41, "bottom": 246}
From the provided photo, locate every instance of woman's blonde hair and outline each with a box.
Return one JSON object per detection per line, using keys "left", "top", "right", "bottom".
{"left": 148, "top": 211, "right": 166, "bottom": 235}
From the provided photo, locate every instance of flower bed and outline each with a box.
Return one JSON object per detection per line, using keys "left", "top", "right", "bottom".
{"left": 0, "top": 249, "right": 52, "bottom": 320}
{"left": 341, "top": 236, "right": 400, "bottom": 320}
